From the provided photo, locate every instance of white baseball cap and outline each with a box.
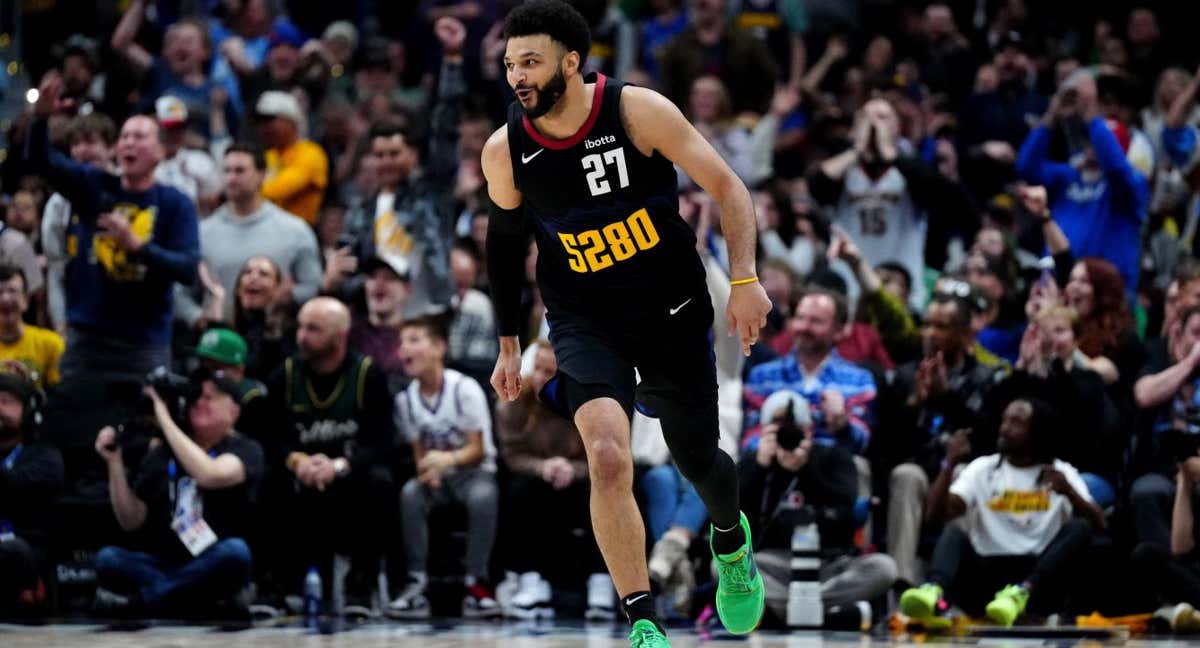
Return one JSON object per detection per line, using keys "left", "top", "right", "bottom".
{"left": 760, "top": 390, "right": 811, "bottom": 428}
{"left": 255, "top": 91, "right": 304, "bottom": 125}
{"left": 155, "top": 95, "right": 188, "bottom": 128}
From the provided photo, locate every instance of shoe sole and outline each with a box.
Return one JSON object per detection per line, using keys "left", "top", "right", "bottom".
{"left": 716, "top": 572, "right": 765, "bottom": 635}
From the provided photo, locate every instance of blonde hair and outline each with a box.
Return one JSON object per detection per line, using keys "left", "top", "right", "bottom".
{"left": 1035, "top": 304, "right": 1080, "bottom": 336}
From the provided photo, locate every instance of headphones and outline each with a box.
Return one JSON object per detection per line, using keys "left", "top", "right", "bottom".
{"left": 0, "top": 370, "right": 45, "bottom": 433}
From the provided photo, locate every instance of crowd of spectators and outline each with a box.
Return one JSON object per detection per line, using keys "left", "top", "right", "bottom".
{"left": 10, "top": 0, "right": 1200, "bottom": 632}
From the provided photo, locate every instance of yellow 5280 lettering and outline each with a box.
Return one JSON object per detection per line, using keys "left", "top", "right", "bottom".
{"left": 559, "top": 208, "right": 660, "bottom": 273}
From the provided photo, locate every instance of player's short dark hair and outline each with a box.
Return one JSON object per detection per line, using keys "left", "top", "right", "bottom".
{"left": 400, "top": 314, "right": 449, "bottom": 344}
{"left": 503, "top": 0, "right": 592, "bottom": 62}
{"left": 224, "top": 141, "right": 266, "bottom": 171}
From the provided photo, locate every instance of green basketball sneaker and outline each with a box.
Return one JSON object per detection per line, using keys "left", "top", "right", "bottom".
{"left": 710, "top": 512, "right": 765, "bottom": 634}
{"left": 629, "top": 619, "right": 670, "bottom": 648}
{"left": 985, "top": 584, "right": 1029, "bottom": 627}
{"left": 899, "top": 583, "right": 944, "bottom": 619}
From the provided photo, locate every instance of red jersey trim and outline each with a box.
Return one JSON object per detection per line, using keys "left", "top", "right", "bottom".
{"left": 521, "top": 73, "right": 607, "bottom": 150}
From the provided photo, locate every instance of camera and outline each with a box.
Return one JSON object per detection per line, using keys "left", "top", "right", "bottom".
{"left": 105, "top": 367, "right": 199, "bottom": 450}
{"left": 775, "top": 400, "right": 805, "bottom": 451}
{"left": 1165, "top": 429, "right": 1200, "bottom": 464}
{"left": 1166, "top": 397, "right": 1200, "bottom": 463}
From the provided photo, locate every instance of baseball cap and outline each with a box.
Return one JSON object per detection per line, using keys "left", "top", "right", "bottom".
{"left": 57, "top": 34, "right": 100, "bottom": 69}
{"left": 194, "top": 328, "right": 248, "bottom": 366}
{"left": 322, "top": 21, "right": 359, "bottom": 51}
{"left": 268, "top": 23, "right": 307, "bottom": 51}
{"left": 255, "top": 91, "right": 304, "bottom": 125}
{"left": 362, "top": 253, "right": 411, "bottom": 281}
{"left": 760, "top": 390, "right": 811, "bottom": 428}
{"left": 155, "top": 95, "right": 188, "bottom": 128}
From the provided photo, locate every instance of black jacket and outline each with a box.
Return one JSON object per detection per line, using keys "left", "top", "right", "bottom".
{"left": 738, "top": 444, "right": 858, "bottom": 551}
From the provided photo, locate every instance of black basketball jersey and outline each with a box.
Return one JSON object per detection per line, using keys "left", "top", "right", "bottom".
{"left": 506, "top": 72, "right": 707, "bottom": 326}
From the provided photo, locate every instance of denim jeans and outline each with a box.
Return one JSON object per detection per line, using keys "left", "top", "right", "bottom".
{"left": 639, "top": 464, "right": 708, "bottom": 541}
{"left": 94, "top": 538, "right": 252, "bottom": 611}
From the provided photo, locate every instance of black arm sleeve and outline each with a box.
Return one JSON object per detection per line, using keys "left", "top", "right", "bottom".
{"left": 486, "top": 198, "right": 530, "bottom": 338}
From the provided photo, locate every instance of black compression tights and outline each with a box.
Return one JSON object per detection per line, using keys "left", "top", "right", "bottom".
{"left": 655, "top": 398, "right": 740, "bottom": 531}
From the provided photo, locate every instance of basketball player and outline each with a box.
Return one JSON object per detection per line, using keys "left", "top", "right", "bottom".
{"left": 482, "top": 2, "right": 772, "bottom": 645}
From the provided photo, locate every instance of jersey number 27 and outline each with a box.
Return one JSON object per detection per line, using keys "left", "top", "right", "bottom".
{"left": 582, "top": 148, "right": 630, "bottom": 196}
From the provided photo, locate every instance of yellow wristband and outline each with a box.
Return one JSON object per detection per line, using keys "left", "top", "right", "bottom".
{"left": 730, "top": 276, "right": 759, "bottom": 287}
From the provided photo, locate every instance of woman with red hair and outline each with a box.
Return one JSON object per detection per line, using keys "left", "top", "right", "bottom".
{"left": 1064, "top": 258, "right": 1147, "bottom": 396}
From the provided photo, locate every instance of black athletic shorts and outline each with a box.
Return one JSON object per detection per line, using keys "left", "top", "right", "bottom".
{"left": 539, "top": 288, "right": 719, "bottom": 420}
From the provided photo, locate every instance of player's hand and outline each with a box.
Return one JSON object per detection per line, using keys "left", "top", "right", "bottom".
{"left": 491, "top": 337, "right": 522, "bottom": 401}
{"left": 727, "top": 279, "right": 771, "bottom": 357}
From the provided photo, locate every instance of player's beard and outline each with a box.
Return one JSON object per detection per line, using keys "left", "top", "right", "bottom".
{"left": 520, "top": 66, "right": 568, "bottom": 119}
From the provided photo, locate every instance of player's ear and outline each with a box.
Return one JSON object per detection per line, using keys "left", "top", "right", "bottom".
{"left": 562, "top": 49, "right": 580, "bottom": 77}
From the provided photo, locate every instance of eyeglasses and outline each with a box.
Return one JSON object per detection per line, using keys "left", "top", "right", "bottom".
{"left": 935, "top": 279, "right": 972, "bottom": 299}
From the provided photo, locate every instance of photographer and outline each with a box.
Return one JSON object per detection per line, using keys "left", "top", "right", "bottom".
{"left": 1131, "top": 306, "right": 1200, "bottom": 551}
{"left": 91, "top": 371, "right": 263, "bottom": 617}
{"left": 739, "top": 390, "right": 897, "bottom": 625}
{"left": 1015, "top": 70, "right": 1150, "bottom": 296}
{"left": 0, "top": 373, "right": 63, "bottom": 612}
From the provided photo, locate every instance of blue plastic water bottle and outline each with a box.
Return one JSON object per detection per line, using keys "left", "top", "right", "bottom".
{"left": 304, "top": 567, "right": 322, "bottom": 628}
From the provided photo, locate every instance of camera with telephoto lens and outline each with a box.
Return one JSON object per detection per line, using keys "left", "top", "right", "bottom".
{"left": 105, "top": 367, "right": 199, "bottom": 451}
{"left": 774, "top": 400, "right": 804, "bottom": 451}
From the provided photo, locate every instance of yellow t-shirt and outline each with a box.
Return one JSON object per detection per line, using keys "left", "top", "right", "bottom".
{"left": 0, "top": 325, "right": 65, "bottom": 387}
{"left": 262, "top": 139, "right": 329, "bottom": 226}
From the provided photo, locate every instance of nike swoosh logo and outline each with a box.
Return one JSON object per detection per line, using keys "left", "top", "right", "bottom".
{"left": 669, "top": 298, "right": 692, "bottom": 315}
{"left": 624, "top": 593, "right": 648, "bottom": 606}
{"left": 521, "top": 148, "right": 545, "bottom": 164}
